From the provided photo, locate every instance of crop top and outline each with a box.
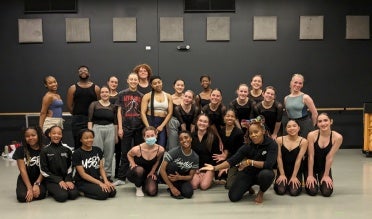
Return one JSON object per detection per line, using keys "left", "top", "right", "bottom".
{"left": 49, "top": 99, "right": 63, "bottom": 118}
{"left": 148, "top": 91, "right": 168, "bottom": 114}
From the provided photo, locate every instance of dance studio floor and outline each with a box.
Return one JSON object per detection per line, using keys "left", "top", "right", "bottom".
{"left": 1, "top": 149, "right": 371, "bottom": 219}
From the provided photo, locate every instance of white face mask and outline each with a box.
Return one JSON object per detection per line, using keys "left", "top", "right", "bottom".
{"left": 145, "top": 137, "right": 157, "bottom": 146}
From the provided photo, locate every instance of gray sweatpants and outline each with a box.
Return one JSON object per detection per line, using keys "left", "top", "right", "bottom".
{"left": 92, "top": 124, "right": 115, "bottom": 177}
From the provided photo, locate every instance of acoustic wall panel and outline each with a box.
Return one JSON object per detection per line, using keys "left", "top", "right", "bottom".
{"left": 207, "top": 16, "right": 230, "bottom": 41}
{"left": 300, "top": 16, "right": 324, "bottom": 40}
{"left": 113, "top": 17, "right": 137, "bottom": 42}
{"left": 346, "top": 16, "right": 370, "bottom": 39}
{"left": 160, "top": 17, "right": 183, "bottom": 42}
{"left": 253, "top": 16, "right": 277, "bottom": 40}
{"left": 18, "top": 18, "right": 43, "bottom": 43}
{"left": 66, "top": 18, "right": 90, "bottom": 42}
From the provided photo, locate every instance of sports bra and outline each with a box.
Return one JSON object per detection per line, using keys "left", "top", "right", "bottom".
{"left": 148, "top": 91, "right": 168, "bottom": 113}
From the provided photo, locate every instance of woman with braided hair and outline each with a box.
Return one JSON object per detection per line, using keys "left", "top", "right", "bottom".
{"left": 13, "top": 126, "right": 47, "bottom": 202}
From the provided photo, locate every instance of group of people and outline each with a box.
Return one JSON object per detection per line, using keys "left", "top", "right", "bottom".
{"left": 13, "top": 64, "right": 343, "bottom": 204}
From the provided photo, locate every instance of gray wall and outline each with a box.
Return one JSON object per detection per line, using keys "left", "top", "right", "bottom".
{"left": 0, "top": 0, "right": 371, "bottom": 148}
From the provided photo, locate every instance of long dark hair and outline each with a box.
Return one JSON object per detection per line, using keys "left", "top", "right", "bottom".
{"left": 21, "top": 126, "right": 43, "bottom": 165}
{"left": 149, "top": 75, "right": 162, "bottom": 121}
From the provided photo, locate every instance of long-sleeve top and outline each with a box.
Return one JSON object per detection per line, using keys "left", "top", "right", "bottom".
{"left": 39, "top": 142, "right": 73, "bottom": 183}
{"left": 227, "top": 135, "right": 278, "bottom": 175}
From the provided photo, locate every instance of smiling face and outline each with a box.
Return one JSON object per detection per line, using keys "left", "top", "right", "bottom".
{"left": 25, "top": 129, "right": 39, "bottom": 147}
{"left": 210, "top": 89, "right": 222, "bottom": 104}
{"left": 78, "top": 66, "right": 90, "bottom": 80}
{"left": 174, "top": 80, "right": 185, "bottom": 94}
{"left": 200, "top": 76, "right": 211, "bottom": 89}
{"left": 127, "top": 73, "right": 139, "bottom": 90}
{"left": 286, "top": 120, "right": 300, "bottom": 136}
{"left": 237, "top": 84, "right": 249, "bottom": 100}
{"left": 248, "top": 124, "right": 265, "bottom": 144}
{"left": 80, "top": 131, "right": 94, "bottom": 148}
{"left": 138, "top": 67, "right": 149, "bottom": 81}
{"left": 49, "top": 126, "right": 63, "bottom": 144}
{"left": 44, "top": 76, "right": 58, "bottom": 92}
{"left": 224, "top": 110, "right": 236, "bottom": 126}
{"left": 317, "top": 113, "right": 333, "bottom": 131}
{"left": 151, "top": 78, "right": 163, "bottom": 92}
{"left": 263, "top": 88, "right": 276, "bottom": 102}
{"left": 251, "top": 75, "right": 263, "bottom": 90}
{"left": 107, "top": 76, "right": 118, "bottom": 91}
{"left": 179, "top": 132, "right": 192, "bottom": 150}
{"left": 196, "top": 115, "right": 210, "bottom": 131}
{"left": 183, "top": 90, "right": 194, "bottom": 105}
{"left": 100, "top": 87, "right": 110, "bottom": 100}
{"left": 290, "top": 75, "right": 304, "bottom": 93}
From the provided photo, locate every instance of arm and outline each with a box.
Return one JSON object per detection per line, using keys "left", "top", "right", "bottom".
{"left": 39, "top": 93, "right": 53, "bottom": 128}
{"left": 140, "top": 93, "right": 150, "bottom": 127}
{"left": 306, "top": 131, "right": 317, "bottom": 187}
{"left": 157, "top": 93, "right": 173, "bottom": 131}
{"left": 127, "top": 147, "right": 139, "bottom": 169}
{"left": 289, "top": 138, "right": 308, "bottom": 188}
{"left": 87, "top": 102, "right": 95, "bottom": 130}
{"left": 275, "top": 137, "right": 287, "bottom": 184}
{"left": 66, "top": 85, "right": 76, "bottom": 114}
{"left": 117, "top": 106, "right": 124, "bottom": 138}
{"left": 147, "top": 146, "right": 165, "bottom": 179}
{"left": 272, "top": 102, "right": 284, "bottom": 139}
{"left": 303, "top": 94, "right": 318, "bottom": 126}
{"left": 159, "top": 160, "right": 180, "bottom": 196}
{"left": 321, "top": 131, "right": 343, "bottom": 184}
{"left": 94, "top": 85, "right": 101, "bottom": 100}
{"left": 16, "top": 159, "right": 34, "bottom": 201}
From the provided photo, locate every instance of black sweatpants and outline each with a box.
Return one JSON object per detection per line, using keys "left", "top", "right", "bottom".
{"left": 228, "top": 169, "right": 275, "bottom": 202}
{"left": 76, "top": 181, "right": 116, "bottom": 200}
{"left": 46, "top": 182, "right": 79, "bottom": 202}
{"left": 16, "top": 176, "right": 47, "bottom": 202}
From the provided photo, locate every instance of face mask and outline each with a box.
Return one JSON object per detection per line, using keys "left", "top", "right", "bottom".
{"left": 145, "top": 137, "right": 157, "bottom": 146}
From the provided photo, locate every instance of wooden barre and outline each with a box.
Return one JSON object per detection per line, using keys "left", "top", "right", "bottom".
{"left": 0, "top": 112, "right": 72, "bottom": 116}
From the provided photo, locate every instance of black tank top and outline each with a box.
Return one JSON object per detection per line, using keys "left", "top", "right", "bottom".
{"left": 281, "top": 137, "right": 303, "bottom": 178}
{"left": 134, "top": 145, "right": 159, "bottom": 172}
{"left": 314, "top": 131, "right": 333, "bottom": 173}
{"left": 73, "top": 83, "right": 98, "bottom": 116}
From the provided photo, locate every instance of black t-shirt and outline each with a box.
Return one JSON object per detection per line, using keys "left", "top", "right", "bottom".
{"left": 13, "top": 146, "right": 41, "bottom": 183}
{"left": 220, "top": 126, "right": 244, "bottom": 158}
{"left": 256, "top": 101, "right": 283, "bottom": 135}
{"left": 115, "top": 88, "right": 144, "bottom": 129}
{"left": 191, "top": 131, "right": 220, "bottom": 168}
{"left": 72, "top": 146, "right": 103, "bottom": 182}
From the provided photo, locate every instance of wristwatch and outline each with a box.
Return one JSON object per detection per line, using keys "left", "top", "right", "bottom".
{"left": 34, "top": 182, "right": 41, "bottom": 186}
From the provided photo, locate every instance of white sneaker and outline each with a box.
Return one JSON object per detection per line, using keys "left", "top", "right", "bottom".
{"left": 136, "top": 187, "right": 144, "bottom": 197}
{"left": 113, "top": 180, "right": 126, "bottom": 186}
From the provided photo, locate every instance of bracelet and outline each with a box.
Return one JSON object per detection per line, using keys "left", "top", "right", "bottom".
{"left": 251, "top": 160, "right": 254, "bottom": 166}
{"left": 34, "top": 182, "right": 41, "bottom": 186}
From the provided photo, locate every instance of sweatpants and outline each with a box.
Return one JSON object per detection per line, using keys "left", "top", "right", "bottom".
{"left": 76, "top": 181, "right": 116, "bottom": 200}
{"left": 93, "top": 123, "right": 115, "bottom": 177}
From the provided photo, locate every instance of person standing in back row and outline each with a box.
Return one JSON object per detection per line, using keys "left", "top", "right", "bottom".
{"left": 67, "top": 66, "right": 100, "bottom": 149}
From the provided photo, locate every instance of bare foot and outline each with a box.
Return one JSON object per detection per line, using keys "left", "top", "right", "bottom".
{"left": 254, "top": 191, "right": 264, "bottom": 204}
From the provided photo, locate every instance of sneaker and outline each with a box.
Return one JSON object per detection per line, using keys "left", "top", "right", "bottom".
{"left": 136, "top": 187, "right": 144, "bottom": 197}
{"left": 113, "top": 180, "right": 126, "bottom": 186}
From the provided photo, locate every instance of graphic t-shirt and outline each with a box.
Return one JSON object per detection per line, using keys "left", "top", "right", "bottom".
{"left": 72, "top": 146, "right": 103, "bottom": 182}
{"left": 115, "top": 88, "right": 144, "bottom": 129}
{"left": 13, "top": 146, "right": 41, "bottom": 182}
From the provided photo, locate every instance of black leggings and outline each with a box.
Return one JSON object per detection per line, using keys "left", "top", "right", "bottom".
{"left": 46, "top": 182, "right": 80, "bottom": 202}
{"left": 127, "top": 166, "right": 158, "bottom": 196}
{"left": 228, "top": 169, "right": 275, "bottom": 202}
{"left": 274, "top": 172, "right": 303, "bottom": 196}
{"left": 305, "top": 170, "right": 333, "bottom": 197}
{"left": 16, "top": 177, "right": 47, "bottom": 202}
{"left": 76, "top": 181, "right": 116, "bottom": 200}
